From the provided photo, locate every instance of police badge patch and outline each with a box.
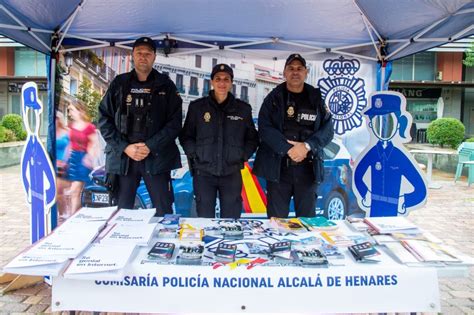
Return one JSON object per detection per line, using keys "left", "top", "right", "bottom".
{"left": 318, "top": 56, "right": 367, "bottom": 135}
{"left": 204, "top": 112, "right": 211, "bottom": 122}
{"left": 287, "top": 106, "right": 295, "bottom": 118}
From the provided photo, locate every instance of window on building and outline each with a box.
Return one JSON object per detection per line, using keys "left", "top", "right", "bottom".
{"left": 232, "top": 84, "right": 237, "bottom": 95}
{"left": 203, "top": 79, "right": 210, "bottom": 96}
{"left": 230, "top": 64, "right": 236, "bottom": 69}
{"left": 176, "top": 74, "right": 184, "bottom": 94}
{"left": 241, "top": 86, "right": 248, "bottom": 102}
{"left": 195, "top": 55, "right": 202, "bottom": 68}
{"left": 190, "top": 77, "right": 199, "bottom": 95}
{"left": 391, "top": 55, "right": 414, "bottom": 81}
{"left": 14, "top": 47, "right": 47, "bottom": 76}
{"left": 121, "top": 55, "right": 127, "bottom": 74}
{"left": 212, "top": 58, "right": 218, "bottom": 67}
{"left": 70, "top": 78, "right": 78, "bottom": 96}
{"left": 391, "top": 52, "right": 436, "bottom": 81}
{"left": 414, "top": 52, "right": 435, "bottom": 81}
{"left": 112, "top": 52, "right": 118, "bottom": 71}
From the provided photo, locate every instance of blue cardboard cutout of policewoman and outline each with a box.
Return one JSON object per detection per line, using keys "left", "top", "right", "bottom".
{"left": 20, "top": 82, "right": 56, "bottom": 243}
{"left": 353, "top": 91, "right": 427, "bottom": 217}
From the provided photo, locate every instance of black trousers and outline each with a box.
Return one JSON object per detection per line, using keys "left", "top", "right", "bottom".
{"left": 117, "top": 159, "right": 173, "bottom": 215}
{"left": 193, "top": 171, "right": 242, "bottom": 219}
{"left": 266, "top": 159, "right": 317, "bottom": 218}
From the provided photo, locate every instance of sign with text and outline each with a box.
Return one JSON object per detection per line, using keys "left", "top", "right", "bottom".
{"left": 53, "top": 264, "right": 440, "bottom": 313}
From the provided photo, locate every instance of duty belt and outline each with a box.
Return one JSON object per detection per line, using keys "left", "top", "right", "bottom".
{"left": 371, "top": 193, "right": 399, "bottom": 205}
{"left": 285, "top": 157, "right": 311, "bottom": 167}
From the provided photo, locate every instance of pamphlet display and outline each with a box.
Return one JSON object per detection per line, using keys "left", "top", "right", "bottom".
{"left": 3, "top": 208, "right": 474, "bottom": 313}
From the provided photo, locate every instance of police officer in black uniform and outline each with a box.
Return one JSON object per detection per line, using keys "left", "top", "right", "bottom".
{"left": 98, "top": 37, "right": 182, "bottom": 214}
{"left": 253, "top": 54, "right": 334, "bottom": 218}
{"left": 180, "top": 64, "right": 258, "bottom": 219}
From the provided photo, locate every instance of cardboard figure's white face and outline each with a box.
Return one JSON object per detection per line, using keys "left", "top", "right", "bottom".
{"left": 369, "top": 112, "right": 399, "bottom": 141}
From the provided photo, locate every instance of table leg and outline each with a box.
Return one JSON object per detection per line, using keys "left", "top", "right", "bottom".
{"left": 426, "top": 153, "right": 442, "bottom": 189}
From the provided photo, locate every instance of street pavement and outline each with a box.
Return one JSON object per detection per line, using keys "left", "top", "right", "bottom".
{"left": 0, "top": 164, "right": 473, "bottom": 315}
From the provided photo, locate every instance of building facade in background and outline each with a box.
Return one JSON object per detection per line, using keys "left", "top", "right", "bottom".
{"left": 389, "top": 36, "right": 474, "bottom": 139}
{"left": 155, "top": 55, "right": 258, "bottom": 116}
{"left": 0, "top": 38, "right": 48, "bottom": 135}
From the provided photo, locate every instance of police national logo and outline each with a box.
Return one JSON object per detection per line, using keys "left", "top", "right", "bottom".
{"left": 317, "top": 56, "right": 367, "bottom": 135}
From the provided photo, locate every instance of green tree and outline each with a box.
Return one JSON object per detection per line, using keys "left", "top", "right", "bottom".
{"left": 463, "top": 42, "right": 474, "bottom": 67}
{"left": 76, "top": 78, "right": 101, "bottom": 122}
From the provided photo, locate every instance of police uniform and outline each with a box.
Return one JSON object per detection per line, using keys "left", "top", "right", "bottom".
{"left": 253, "top": 79, "right": 334, "bottom": 218}
{"left": 98, "top": 47, "right": 182, "bottom": 214}
{"left": 180, "top": 65, "right": 258, "bottom": 218}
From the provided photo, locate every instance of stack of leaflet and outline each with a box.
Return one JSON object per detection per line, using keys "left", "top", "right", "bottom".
{"left": 159, "top": 214, "right": 181, "bottom": 229}
{"left": 320, "top": 231, "right": 358, "bottom": 247}
{"left": 270, "top": 217, "right": 308, "bottom": 233}
{"left": 63, "top": 208, "right": 156, "bottom": 280}
{"left": 400, "top": 240, "right": 463, "bottom": 264}
{"left": 108, "top": 208, "right": 156, "bottom": 225}
{"left": 363, "top": 217, "right": 420, "bottom": 235}
{"left": 3, "top": 206, "right": 118, "bottom": 276}
{"left": 300, "top": 216, "right": 338, "bottom": 231}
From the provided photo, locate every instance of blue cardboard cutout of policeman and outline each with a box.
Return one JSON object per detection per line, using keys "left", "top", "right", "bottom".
{"left": 20, "top": 82, "right": 56, "bottom": 243}
{"left": 353, "top": 91, "right": 427, "bottom": 217}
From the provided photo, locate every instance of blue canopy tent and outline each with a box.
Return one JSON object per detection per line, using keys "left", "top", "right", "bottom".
{"left": 0, "top": 0, "right": 472, "bottom": 140}
{"left": 0, "top": 0, "right": 472, "bottom": 59}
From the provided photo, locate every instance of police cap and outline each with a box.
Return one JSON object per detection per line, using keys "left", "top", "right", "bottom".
{"left": 285, "top": 53, "right": 306, "bottom": 68}
{"left": 211, "top": 63, "right": 234, "bottom": 80}
{"left": 133, "top": 37, "right": 156, "bottom": 53}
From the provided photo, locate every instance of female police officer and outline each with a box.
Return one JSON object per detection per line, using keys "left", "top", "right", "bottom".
{"left": 180, "top": 64, "right": 258, "bottom": 219}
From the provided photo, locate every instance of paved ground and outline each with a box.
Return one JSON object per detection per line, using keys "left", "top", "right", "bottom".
{"left": 0, "top": 163, "right": 473, "bottom": 315}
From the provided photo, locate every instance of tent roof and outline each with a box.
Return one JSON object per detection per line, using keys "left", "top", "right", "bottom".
{"left": 0, "top": 0, "right": 473, "bottom": 61}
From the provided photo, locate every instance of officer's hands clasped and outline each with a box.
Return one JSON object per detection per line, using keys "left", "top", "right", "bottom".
{"left": 287, "top": 140, "right": 309, "bottom": 163}
{"left": 124, "top": 143, "right": 150, "bottom": 161}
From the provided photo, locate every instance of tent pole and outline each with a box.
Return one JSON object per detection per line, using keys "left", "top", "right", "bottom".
{"left": 452, "top": 25, "right": 474, "bottom": 41}
{"left": 386, "top": 41, "right": 410, "bottom": 60}
{"left": 414, "top": 16, "right": 449, "bottom": 41}
{"left": 278, "top": 40, "right": 324, "bottom": 50}
{"left": 360, "top": 12, "right": 382, "bottom": 61}
{"left": 170, "top": 47, "right": 219, "bottom": 57}
{"left": 57, "top": 0, "right": 88, "bottom": 34}
{"left": 169, "top": 35, "right": 217, "bottom": 48}
{"left": 0, "top": 5, "right": 51, "bottom": 51}
{"left": 62, "top": 33, "right": 111, "bottom": 44}
{"left": 330, "top": 50, "right": 378, "bottom": 61}
{"left": 455, "top": 8, "right": 474, "bottom": 15}
{"left": 62, "top": 43, "right": 111, "bottom": 53}
{"left": 56, "top": 0, "right": 88, "bottom": 52}
{"left": 225, "top": 39, "right": 275, "bottom": 49}
{"left": 333, "top": 42, "right": 373, "bottom": 51}
{"left": 116, "top": 35, "right": 166, "bottom": 47}
{"left": 352, "top": 0, "right": 383, "bottom": 42}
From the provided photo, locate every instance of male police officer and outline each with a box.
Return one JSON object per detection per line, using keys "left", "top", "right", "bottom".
{"left": 253, "top": 54, "right": 334, "bottom": 218}
{"left": 99, "top": 37, "right": 182, "bottom": 214}
{"left": 180, "top": 64, "right": 258, "bottom": 218}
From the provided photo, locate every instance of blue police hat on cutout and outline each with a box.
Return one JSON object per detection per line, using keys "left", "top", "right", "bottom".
{"left": 365, "top": 93, "right": 401, "bottom": 116}
{"left": 23, "top": 86, "right": 41, "bottom": 110}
